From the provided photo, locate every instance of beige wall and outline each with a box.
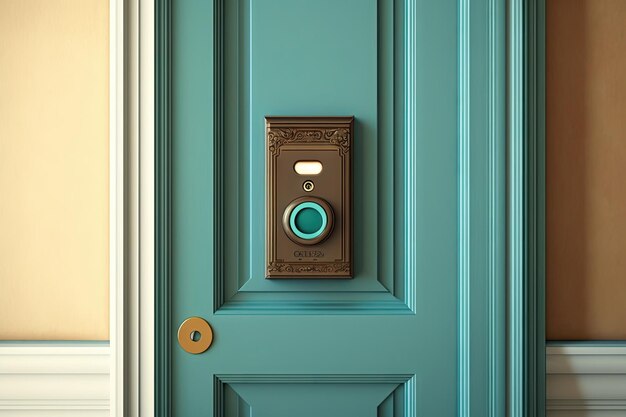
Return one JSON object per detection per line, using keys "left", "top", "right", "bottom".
{"left": 0, "top": 0, "right": 109, "bottom": 340}
{"left": 547, "top": 0, "right": 626, "bottom": 340}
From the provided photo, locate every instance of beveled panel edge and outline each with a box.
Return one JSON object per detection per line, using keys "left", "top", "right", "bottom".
{"left": 458, "top": 0, "right": 471, "bottom": 413}
{"left": 215, "top": 298, "right": 413, "bottom": 315}
{"left": 155, "top": 0, "right": 172, "bottom": 415}
{"left": 212, "top": 0, "right": 413, "bottom": 312}
{"left": 213, "top": 0, "right": 226, "bottom": 318}
{"left": 214, "top": 374, "right": 416, "bottom": 417}
{"left": 265, "top": 116, "right": 355, "bottom": 126}
{"left": 215, "top": 374, "right": 413, "bottom": 384}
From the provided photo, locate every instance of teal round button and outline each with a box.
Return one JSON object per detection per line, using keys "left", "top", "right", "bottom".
{"left": 289, "top": 201, "right": 328, "bottom": 240}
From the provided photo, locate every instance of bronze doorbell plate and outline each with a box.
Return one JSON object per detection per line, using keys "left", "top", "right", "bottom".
{"left": 266, "top": 116, "right": 353, "bottom": 278}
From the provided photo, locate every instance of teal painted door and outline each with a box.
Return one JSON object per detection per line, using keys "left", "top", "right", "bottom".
{"left": 160, "top": 0, "right": 506, "bottom": 415}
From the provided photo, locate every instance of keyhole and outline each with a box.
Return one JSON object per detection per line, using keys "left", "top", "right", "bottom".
{"left": 190, "top": 330, "right": 202, "bottom": 342}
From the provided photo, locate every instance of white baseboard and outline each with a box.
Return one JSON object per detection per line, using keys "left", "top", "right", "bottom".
{"left": 2, "top": 342, "right": 622, "bottom": 417}
{"left": 547, "top": 344, "right": 626, "bottom": 417}
{"left": 0, "top": 344, "right": 109, "bottom": 416}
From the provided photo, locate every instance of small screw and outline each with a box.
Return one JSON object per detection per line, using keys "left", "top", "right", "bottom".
{"left": 303, "top": 180, "right": 315, "bottom": 192}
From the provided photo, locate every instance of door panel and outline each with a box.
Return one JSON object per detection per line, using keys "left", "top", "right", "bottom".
{"left": 161, "top": 0, "right": 505, "bottom": 415}
{"left": 221, "top": 0, "right": 408, "bottom": 299}
{"left": 220, "top": 378, "right": 406, "bottom": 417}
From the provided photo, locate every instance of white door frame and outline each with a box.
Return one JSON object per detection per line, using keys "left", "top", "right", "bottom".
{"left": 137, "top": 0, "right": 156, "bottom": 415}
{"left": 112, "top": 0, "right": 155, "bottom": 415}
{"left": 110, "top": 0, "right": 126, "bottom": 413}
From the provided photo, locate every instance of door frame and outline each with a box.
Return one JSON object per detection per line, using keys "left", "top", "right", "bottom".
{"left": 124, "top": 0, "right": 157, "bottom": 415}
{"left": 507, "top": 0, "right": 546, "bottom": 416}
{"left": 150, "top": 0, "right": 546, "bottom": 415}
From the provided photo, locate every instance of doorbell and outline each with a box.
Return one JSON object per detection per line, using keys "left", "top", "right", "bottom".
{"left": 266, "top": 116, "right": 353, "bottom": 278}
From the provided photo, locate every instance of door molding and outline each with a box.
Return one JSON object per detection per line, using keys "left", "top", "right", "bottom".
{"left": 546, "top": 344, "right": 626, "bottom": 415}
{"left": 110, "top": 0, "right": 126, "bottom": 414}
{"left": 155, "top": 0, "right": 172, "bottom": 414}
{"left": 507, "top": 0, "right": 546, "bottom": 416}
{"left": 0, "top": 344, "right": 110, "bottom": 415}
{"left": 116, "top": 0, "right": 156, "bottom": 414}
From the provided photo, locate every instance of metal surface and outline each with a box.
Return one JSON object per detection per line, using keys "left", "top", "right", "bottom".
{"left": 177, "top": 317, "right": 213, "bottom": 354}
{"left": 282, "top": 196, "right": 334, "bottom": 245}
{"left": 266, "top": 116, "right": 353, "bottom": 278}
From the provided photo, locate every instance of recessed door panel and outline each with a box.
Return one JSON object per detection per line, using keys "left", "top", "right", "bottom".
{"left": 220, "top": 379, "right": 406, "bottom": 417}
{"left": 220, "top": 0, "right": 398, "bottom": 298}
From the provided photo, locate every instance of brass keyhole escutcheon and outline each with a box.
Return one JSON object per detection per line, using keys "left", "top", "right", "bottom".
{"left": 177, "top": 317, "right": 213, "bottom": 354}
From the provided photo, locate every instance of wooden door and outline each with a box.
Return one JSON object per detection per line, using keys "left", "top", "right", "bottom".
{"left": 156, "top": 0, "right": 506, "bottom": 415}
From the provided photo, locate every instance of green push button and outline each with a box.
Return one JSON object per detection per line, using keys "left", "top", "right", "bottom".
{"left": 289, "top": 201, "right": 328, "bottom": 240}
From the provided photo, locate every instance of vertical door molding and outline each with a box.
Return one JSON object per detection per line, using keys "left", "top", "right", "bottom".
{"left": 111, "top": 0, "right": 149, "bottom": 413}
{"left": 138, "top": 0, "right": 157, "bottom": 415}
{"left": 458, "top": 0, "right": 507, "bottom": 415}
{"left": 155, "top": 1, "right": 172, "bottom": 416}
{"left": 508, "top": 0, "right": 546, "bottom": 416}
{"left": 111, "top": 0, "right": 133, "bottom": 414}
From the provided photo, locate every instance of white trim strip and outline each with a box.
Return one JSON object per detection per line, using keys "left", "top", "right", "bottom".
{"left": 0, "top": 400, "right": 109, "bottom": 411}
{"left": 139, "top": 0, "right": 156, "bottom": 415}
{"left": 0, "top": 345, "right": 110, "bottom": 413}
{"left": 110, "top": 0, "right": 129, "bottom": 414}
{"left": 547, "top": 345, "right": 626, "bottom": 415}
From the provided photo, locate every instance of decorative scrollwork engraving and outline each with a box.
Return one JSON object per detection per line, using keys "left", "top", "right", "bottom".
{"left": 268, "top": 262, "right": 351, "bottom": 274}
{"left": 266, "top": 116, "right": 352, "bottom": 278}
{"left": 268, "top": 127, "right": 350, "bottom": 155}
{"left": 324, "top": 128, "right": 350, "bottom": 155}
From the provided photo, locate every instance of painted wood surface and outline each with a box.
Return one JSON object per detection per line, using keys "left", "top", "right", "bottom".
{"left": 0, "top": 344, "right": 109, "bottom": 416}
{"left": 508, "top": 0, "right": 546, "bottom": 416}
{"left": 156, "top": 0, "right": 505, "bottom": 415}
{"left": 547, "top": 344, "right": 626, "bottom": 416}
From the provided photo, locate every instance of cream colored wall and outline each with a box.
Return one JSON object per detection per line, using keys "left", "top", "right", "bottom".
{"left": 547, "top": 0, "right": 626, "bottom": 340}
{"left": 0, "top": 0, "right": 109, "bottom": 340}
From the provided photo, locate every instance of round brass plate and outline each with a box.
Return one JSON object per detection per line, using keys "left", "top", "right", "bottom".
{"left": 177, "top": 317, "right": 213, "bottom": 354}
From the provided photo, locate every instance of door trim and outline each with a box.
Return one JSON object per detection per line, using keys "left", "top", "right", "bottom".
{"left": 115, "top": 0, "right": 156, "bottom": 415}
{"left": 110, "top": 0, "right": 126, "bottom": 414}
{"left": 155, "top": 0, "right": 172, "bottom": 414}
{"left": 507, "top": 0, "right": 546, "bottom": 416}
{"left": 546, "top": 343, "right": 626, "bottom": 414}
{"left": 0, "top": 344, "right": 110, "bottom": 415}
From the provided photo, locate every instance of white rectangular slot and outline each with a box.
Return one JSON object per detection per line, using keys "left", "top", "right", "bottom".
{"left": 294, "top": 160, "right": 323, "bottom": 175}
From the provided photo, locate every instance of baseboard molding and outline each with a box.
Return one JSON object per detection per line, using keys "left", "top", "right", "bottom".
{"left": 3, "top": 342, "right": 623, "bottom": 416}
{"left": 0, "top": 344, "right": 109, "bottom": 416}
{"left": 547, "top": 344, "right": 626, "bottom": 416}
